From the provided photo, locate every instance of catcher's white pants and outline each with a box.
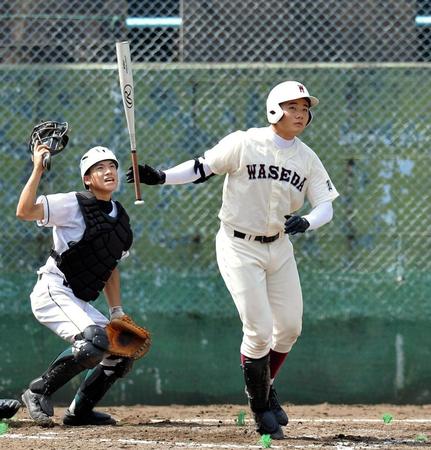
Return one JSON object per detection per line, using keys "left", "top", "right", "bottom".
{"left": 216, "top": 223, "right": 303, "bottom": 359}
{"left": 30, "top": 273, "right": 109, "bottom": 343}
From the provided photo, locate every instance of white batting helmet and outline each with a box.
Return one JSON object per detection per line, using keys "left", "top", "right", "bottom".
{"left": 80, "top": 146, "right": 119, "bottom": 188}
{"left": 266, "top": 81, "right": 319, "bottom": 125}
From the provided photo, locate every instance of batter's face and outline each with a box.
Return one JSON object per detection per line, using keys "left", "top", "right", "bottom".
{"left": 273, "top": 98, "right": 310, "bottom": 140}
{"left": 84, "top": 159, "right": 118, "bottom": 200}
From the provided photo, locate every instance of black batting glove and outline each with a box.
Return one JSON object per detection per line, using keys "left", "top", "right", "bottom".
{"left": 126, "top": 164, "right": 166, "bottom": 185}
{"left": 284, "top": 215, "right": 310, "bottom": 235}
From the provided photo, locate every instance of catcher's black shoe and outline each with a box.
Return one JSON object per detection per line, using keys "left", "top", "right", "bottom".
{"left": 0, "top": 399, "right": 21, "bottom": 419}
{"left": 253, "top": 410, "right": 284, "bottom": 440}
{"left": 21, "top": 389, "right": 54, "bottom": 425}
{"left": 63, "top": 409, "right": 116, "bottom": 426}
{"left": 269, "top": 386, "right": 289, "bottom": 426}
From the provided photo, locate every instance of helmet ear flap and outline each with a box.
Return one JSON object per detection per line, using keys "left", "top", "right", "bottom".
{"left": 306, "top": 110, "right": 313, "bottom": 126}
{"left": 267, "top": 104, "right": 284, "bottom": 124}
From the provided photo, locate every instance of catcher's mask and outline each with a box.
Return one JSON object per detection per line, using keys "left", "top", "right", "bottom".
{"left": 28, "top": 121, "right": 69, "bottom": 170}
{"left": 266, "top": 81, "right": 319, "bottom": 126}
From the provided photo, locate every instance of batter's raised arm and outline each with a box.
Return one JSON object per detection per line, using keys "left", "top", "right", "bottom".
{"left": 126, "top": 157, "right": 214, "bottom": 186}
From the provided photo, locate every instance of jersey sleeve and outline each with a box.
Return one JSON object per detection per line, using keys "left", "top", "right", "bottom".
{"left": 306, "top": 155, "right": 339, "bottom": 208}
{"left": 203, "top": 131, "right": 243, "bottom": 175}
{"left": 36, "top": 192, "right": 79, "bottom": 227}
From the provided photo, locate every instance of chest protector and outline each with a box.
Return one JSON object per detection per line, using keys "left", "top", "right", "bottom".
{"left": 51, "top": 191, "right": 133, "bottom": 302}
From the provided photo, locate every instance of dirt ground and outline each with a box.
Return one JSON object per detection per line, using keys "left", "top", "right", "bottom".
{"left": 1, "top": 403, "right": 430, "bottom": 449}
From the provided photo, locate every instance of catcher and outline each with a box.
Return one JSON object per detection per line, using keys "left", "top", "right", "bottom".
{"left": 16, "top": 122, "right": 150, "bottom": 426}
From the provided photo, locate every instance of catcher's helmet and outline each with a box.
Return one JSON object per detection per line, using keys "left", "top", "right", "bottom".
{"left": 266, "top": 81, "right": 319, "bottom": 125}
{"left": 80, "top": 146, "right": 119, "bottom": 188}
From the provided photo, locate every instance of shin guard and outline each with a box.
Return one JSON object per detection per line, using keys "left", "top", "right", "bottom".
{"left": 69, "top": 357, "right": 133, "bottom": 416}
{"left": 242, "top": 354, "right": 283, "bottom": 438}
{"left": 29, "top": 347, "right": 87, "bottom": 396}
{"left": 242, "top": 354, "right": 271, "bottom": 412}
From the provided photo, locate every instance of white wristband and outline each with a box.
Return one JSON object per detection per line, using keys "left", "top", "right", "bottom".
{"left": 109, "top": 306, "right": 125, "bottom": 319}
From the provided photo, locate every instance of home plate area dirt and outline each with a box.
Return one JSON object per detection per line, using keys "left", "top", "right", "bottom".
{"left": 1, "top": 403, "right": 430, "bottom": 449}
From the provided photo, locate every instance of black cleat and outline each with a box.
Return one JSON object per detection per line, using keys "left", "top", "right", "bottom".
{"left": 0, "top": 399, "right": 21, "bottom": 419}
{"left": 63, "top": 409, "right": 116, "bottom": 426}
{"left": 253, "top": 409, "right": 284, "bottom": 439}
{"left": 21, "top": 389, "right": 54, "bottom": 425}
{"left": 269, "top": 386, "right": 289, "bottom": 426}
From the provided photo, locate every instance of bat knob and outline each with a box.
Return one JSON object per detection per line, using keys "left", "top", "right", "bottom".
{"left": 134, "top": 200, "right": 145, "bottom": 206}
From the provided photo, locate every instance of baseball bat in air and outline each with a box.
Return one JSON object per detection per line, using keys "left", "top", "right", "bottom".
{"left": 116, "top": 41, "right": 144, "bottom": 205}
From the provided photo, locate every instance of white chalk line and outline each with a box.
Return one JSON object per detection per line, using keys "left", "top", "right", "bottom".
{"left": 0, "top": 433, "right": 282, "bottom": 449}
{"left": 0, "top": 433, "right": 423, "bottom": 450}
{"left": 13, "top": 416, "right": 431, "bottom": 424}
{"left": 150, "top": 417, "right": 431, "bottom": 424}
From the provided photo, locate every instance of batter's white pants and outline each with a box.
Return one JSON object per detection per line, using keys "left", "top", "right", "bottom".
{"left": 30, "top": 273, "right": 109, "bottom": 343}
{"left": 216, "top": 223, "right": 303, "bottom": 359}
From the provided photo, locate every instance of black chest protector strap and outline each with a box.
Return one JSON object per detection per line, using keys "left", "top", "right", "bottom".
{"left": 50, "top": 191, "right": 133, "bottom": 302}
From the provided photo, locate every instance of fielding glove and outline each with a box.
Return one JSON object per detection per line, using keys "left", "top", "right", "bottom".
{"left": 105, "top": 315, "right": 151, "bottom": 360}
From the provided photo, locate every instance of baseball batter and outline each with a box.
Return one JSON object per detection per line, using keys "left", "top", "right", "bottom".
{"left": 16, "top": 142, "right": 134, "bottom": 426}
{"left": 127, "top": 81, "right": 339, "bottom": 439}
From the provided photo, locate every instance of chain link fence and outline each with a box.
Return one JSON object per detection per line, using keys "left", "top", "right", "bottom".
{"left": 1, "top": 0, "right": 431, "bottom": 321}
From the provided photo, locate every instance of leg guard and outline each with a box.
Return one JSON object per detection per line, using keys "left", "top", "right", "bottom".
{"left": 242, "top": 354, "right": 271, "bottom": 412}
{"left": 68, "top": 356, "right": 133, "bottom": 417}
{"left": 29, "top": 325, "right": 109, "bottom": 396}
{"left": 72, "top": 325, "right": 110, "bottom": 368}
{"left": 242, "top": 355, "right": 283, "bottom": 439}
{"left": 29, "top": 347, "right": 84, "bottom": 397}
{"left": 269, "top": 385, "right": 289, "bottom": 426}
{"left": 23, "top": 346, "right": 84, "bottom": 424}
{"left": 24, "top": 325, "right": 109, "bottom": 423}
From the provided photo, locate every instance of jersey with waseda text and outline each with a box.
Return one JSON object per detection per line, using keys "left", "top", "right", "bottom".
{"left": 204, "top": 126, "right": 339, "bottom": 236}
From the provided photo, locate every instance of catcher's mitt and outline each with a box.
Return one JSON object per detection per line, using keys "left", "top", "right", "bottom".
{"left": 105, "top": 315, "right": 151, "bottom": 360}
{"left": 28, "top": 120, "right": 69, "bottom": 170}
{"left": 0, "top": 399, "right": 21, "bottom": 419}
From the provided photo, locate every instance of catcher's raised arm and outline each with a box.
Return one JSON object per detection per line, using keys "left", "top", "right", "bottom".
{"left": 16, "top": 142, "right": 51, "bottom": 222}
{"left": 17, "top": 121, "right": 70, "bottom": 221}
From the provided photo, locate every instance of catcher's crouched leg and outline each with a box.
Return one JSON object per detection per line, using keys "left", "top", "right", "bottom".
{"left": 63, "top": 356, "right": 134, "bottom": 426}
{"left": 22, "top": 325, "right": 108, "bottom": 425}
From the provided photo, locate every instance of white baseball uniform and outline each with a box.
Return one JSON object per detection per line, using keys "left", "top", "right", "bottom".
{"left": 30, "top": 192, "right": 126, "bottom": 342}
{"left": 201, "top": 126, "right": 339, "bottom": 358}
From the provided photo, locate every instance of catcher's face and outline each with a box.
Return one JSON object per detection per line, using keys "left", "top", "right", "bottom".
{"left": 84, "top": 159, "right": 118, "bottom": 199}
